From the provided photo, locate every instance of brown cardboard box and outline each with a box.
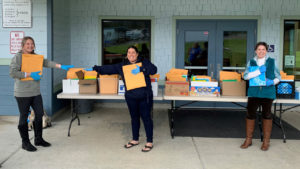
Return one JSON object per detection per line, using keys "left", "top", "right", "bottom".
{"left": 221, "top": 81, "right": 246, "bottom": 96}
{"left": 164, "top": 81, "right": 189, "bottom": 96}
{"left": 79, "top": 79, "right": 98, "bottom": 94}
{"left": 99, "top": 75, "right": 118, "bottom": 94}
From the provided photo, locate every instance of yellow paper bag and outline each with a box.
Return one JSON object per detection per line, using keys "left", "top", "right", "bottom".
{"left": 84, "top": 71, "right": 97, "bottom": 79}
{"left": 21, "top": 54, "right": 44, "bottom": 81}
{"left": 122, "top": 63, "right": 146, "bottom": 90}
{"left": 219, "top": 71, "right": 241, "bottom": 82}
{"left": 169, "top": 68, "right": 188, "bottom": 75}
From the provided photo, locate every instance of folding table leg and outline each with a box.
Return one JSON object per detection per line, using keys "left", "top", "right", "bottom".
{"left": 273, "top": 103, "right": 287, "bottom": 143}
{"left": 168, "top": 100, "right": 175, "bottom": 139}
{"left": 68, "top": 99, "right": 80, "bottom": 137}
{"left": 279, "top": 104, "right": 286, "bottom": 143}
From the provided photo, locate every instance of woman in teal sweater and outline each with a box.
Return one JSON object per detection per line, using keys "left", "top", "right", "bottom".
{"left": 241, "top": 42, "right": 281, "bottom": 151}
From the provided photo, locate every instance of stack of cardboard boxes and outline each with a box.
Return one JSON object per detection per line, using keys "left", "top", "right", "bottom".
{"left": 62, "top": 68, "right": 83, "bottom": 93}
{"left": 78, "top": 70, "right": 98, "bottom": 94}
{"left": 63, "top": 67, "right": 159, "bottom": 96}
{"left": 164, "top": 68, "right": 189, "bottom": 96}
{"left": 220, "top": 71, "right": 246, "bottom": 96}
{"left": 63, "top": 68, "right": 118, "bottom": 94}
{"left": 190, "top": 75, "right": 220, "bottom": 96}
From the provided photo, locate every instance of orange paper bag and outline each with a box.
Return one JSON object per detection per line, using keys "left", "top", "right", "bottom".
{"left": 122, "top": 63, "right": 146, "bottom": 90}
{"left": 67, "top": 68, "right": 85, "bottom": 79}
{"left": 21, "top": 54, "right": 44, "bottom": 81}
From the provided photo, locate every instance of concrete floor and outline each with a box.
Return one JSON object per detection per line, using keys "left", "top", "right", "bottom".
{"left": 1, "top": 103, "right": 300, "bottom": 169}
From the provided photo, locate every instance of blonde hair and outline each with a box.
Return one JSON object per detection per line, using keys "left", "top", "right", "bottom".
{"left": 21, "top": 36, "right": 35, "bottom": 54}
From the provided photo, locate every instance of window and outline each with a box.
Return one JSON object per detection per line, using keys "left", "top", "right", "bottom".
{"left": 102, "top": 20, "right": 151, "bottom": 65}
{"left": 283, "top": 20, "right": 300, "bottom": 80}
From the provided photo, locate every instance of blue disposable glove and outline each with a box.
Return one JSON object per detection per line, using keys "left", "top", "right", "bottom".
{"left": 266, "top": 78, "right": 274, "bottom": 86}
{"left": 259, "top": 65, "right": 266, "bottom": 73}
{"left": 30, "top": 71, "right": 41, "bottom": 81}
{"left": 61, "top": 65, "right": 74, "bottom": 71}
{"left": 131, "top": 65, "right": 140, "bottom": 75}
{"left": 84, "top": 68, "right": 93, "bottom": 71}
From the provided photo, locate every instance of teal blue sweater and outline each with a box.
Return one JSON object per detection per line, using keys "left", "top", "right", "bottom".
{"left": 247, "top": 57, "right": 276, "bottom": 99}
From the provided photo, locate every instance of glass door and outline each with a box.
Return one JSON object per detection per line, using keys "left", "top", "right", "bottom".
{"left": 176, "top": 20, "right": 216, "bottom": 77}
{"left": 215, "top": 20, "right": 256, "bottom": 80}
{"left": 176, "top": 19, "right": 257, "bottom": 108}
{"left": 177, "top": 20, "right": 257, "bottom": 80}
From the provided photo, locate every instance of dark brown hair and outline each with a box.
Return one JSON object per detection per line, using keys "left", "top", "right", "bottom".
{"left": 255, "top": 42, "right": 268, "bottom": 51}
{"left": 127, "top": 45, "right": 139, "bottom": 54}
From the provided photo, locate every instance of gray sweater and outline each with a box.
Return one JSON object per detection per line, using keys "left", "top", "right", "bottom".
{"left": 9, "top": 51, "right": 57, "bottom": 97}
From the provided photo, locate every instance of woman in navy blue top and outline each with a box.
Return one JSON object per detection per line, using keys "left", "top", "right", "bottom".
{"left": 89, "top": 46, "right": 157, "bottom": 152}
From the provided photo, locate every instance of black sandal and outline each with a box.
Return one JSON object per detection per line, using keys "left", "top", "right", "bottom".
{"left": 124, "top": 142, "right": 139, "bottom": 149}
{"left": 141, "top": 145, "right": 153, "bottom": 152}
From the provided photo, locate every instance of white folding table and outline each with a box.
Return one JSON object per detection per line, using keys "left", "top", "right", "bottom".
{"left": 164, "top": 95, "right": 299, "bottom": 142}
{"left": 57, "top": 90, "right": 163, "bottom": 136}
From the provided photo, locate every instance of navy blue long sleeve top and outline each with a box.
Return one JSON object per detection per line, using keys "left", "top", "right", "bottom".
{"left": 93, "top": 56, "right": 157, "bottom": 99}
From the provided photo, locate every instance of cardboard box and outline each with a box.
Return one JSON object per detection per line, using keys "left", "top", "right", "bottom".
{"left": 221, "top": 81, "right": 246, "bottom": 96}
{"left": 99, "top": 75, "right": 118, "bottom": 94}
{"left": 79, "top": 79, "right": 98, "bottom": 94}
{"left": 164, "top": 81, "right": 189, "bottom": 96}
{"left": 152, "top": 82, "right": 158, "bottom": 97}
{"left": 62, "top": 79, "right": 79, "bottom": 93}
{"left": 190, "top": 86, "right": 220, "bottom": 96}
{"left": 118, "top": 80, "right": 125, "bottom": 95}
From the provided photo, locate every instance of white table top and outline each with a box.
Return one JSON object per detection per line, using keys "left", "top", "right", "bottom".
{"left": 57, "top": 89, "right": 163, "bottom": 100}
{"left": 163, "top": 95, "right": 248, "bottom": 103}
{"left": 57, "top": 90, "right": 300, "bottom": 104}
{"left": 164, "top": 95, "right": 300, "bottom": 104}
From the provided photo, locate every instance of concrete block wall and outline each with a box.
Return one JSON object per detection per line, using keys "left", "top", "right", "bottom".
{"left": 0, "top": 0, "right": 49, "bottom": 115}
{"left": 69, "top": 0, "right": 300, "bottom": 78}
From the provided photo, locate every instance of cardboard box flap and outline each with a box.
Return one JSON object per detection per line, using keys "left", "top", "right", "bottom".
{"left": 75, "top": 70, "right": 84, "bottom": 80}
{"left": 78, "top": 79, "right": 97, "bottom": 85}
{"left": 99, "top": 74, "right": 119, "bottom": 78}
{"left": 21, "top": 54, "right": 44, "bottom": 81}
{"left": 165, "top": 81, "right": 189, "bottom": 85}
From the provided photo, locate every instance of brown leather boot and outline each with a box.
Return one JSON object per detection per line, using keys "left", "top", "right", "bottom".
{"left": 240, "top": 119, "right": 255, "bottom": 149}
{"left": 261, "top": 119, "right": 272, "bottom": 151}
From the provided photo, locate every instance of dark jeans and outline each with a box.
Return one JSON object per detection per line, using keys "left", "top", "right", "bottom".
{"left": 247, "top": 97, "right": 273, "bottom": 119}
{"left": 15, "top": 95, "right": 44, "bottom": 139}
{"left": 125, "top": 95, "right": 153, "bottom": 143}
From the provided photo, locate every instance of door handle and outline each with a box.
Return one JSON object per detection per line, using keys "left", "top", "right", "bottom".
{"left": 217, "top": 64, "right": 221, "bottom": 80}
{"left": 210, "top": 64, "right": 213, "bottom": 77}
